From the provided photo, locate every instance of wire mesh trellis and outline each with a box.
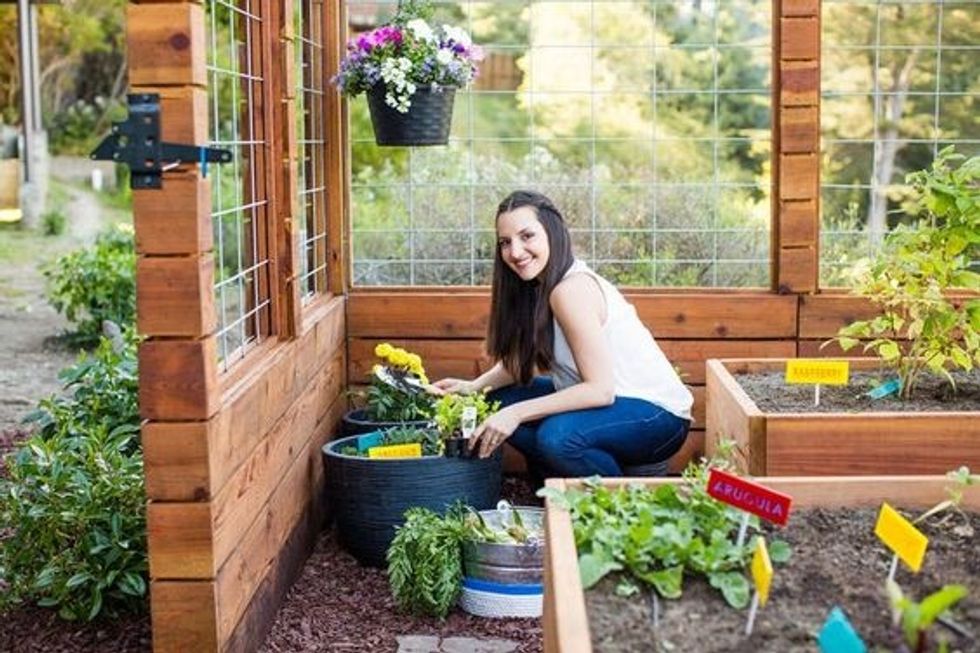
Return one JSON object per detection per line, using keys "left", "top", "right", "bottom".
{"left": 206, "top": 0, "right": 274, "bottom": 372}
{"left": 296, "top": 0, "right": 330, "bottom": 302}
{"left": 346, "top": 0, "right": 774, "bottom": 288}
{"left": 820, "top": 0, "right": 980, "bottom": 286}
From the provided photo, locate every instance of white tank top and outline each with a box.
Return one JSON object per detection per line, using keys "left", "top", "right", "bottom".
{"left": 551, "top": 260, "right": 693, "bottom": 420}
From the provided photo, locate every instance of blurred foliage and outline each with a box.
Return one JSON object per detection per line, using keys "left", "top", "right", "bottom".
{"left": 44, "top": 224, "right": 136, "bottom": 345}
{"left": 0, "top": 0, "right": 127, "bottom": 152}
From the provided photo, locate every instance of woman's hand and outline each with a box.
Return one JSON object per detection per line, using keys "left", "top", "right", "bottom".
{"left": 429, "top": 378, "right": 473, "bottom": 396}
{"left": 468, "top": 407, "right": 522, "bottom": 458}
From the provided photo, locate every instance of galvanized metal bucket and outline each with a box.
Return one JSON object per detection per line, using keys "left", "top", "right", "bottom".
{"left": 461, "top": 507, "right": 544, "bottom": 584}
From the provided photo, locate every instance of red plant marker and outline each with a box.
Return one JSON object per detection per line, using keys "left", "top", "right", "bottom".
{"left": 707, "top": 468, "right": 793, "bottom": 526}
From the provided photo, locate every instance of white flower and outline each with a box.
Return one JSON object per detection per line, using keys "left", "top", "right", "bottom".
{"left": 380, "top": 57, "right": 417, "bottom": 113}
{"left": 441, "top": 25, "right": 471, "bottom": 47}
{"left": 406, "top": 18, "right": 436, "bottom": 42}
{"left": 435, "top": 48, "right": 453, "bottom": 65}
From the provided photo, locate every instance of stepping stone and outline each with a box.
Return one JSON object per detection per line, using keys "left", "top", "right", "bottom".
{"left": 396, "top": 635, "right": 441, "bottom": 653}
{"left": 440, "top": 637, "right": 518, "bottom": 653}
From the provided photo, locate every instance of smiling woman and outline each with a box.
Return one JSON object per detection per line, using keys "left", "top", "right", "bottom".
{"left": 432, "top": 190, "right": 693, "bottom": 483}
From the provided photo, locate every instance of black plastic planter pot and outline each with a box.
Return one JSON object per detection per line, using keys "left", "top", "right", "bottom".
{"left": 366, "top": 85, "right": 455, "bottom": 147}
{"left": 323, "top": 433, "right": 503, "bottom": 567}
{"left": 339, "top": 408, "right": 431, "bottom": 438}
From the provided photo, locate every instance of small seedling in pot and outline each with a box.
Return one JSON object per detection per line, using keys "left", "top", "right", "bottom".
{"left": 433, "top": 392, "right": 500, "bottom": 457}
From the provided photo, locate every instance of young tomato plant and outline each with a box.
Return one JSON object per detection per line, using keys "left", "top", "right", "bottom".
{"left": 831, "top": 148, "right": 980, "bottom": 399}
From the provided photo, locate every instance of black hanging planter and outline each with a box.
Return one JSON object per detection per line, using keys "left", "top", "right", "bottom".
{"left": 366, "top": 84, "right": 455, "bottom": 147}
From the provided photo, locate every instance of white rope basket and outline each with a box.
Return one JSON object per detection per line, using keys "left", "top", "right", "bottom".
{"left": 458, "top": 577, "right": 543, "bottom": 618}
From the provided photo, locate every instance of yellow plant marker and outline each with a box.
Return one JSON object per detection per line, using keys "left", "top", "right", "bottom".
{"left": 752, "top": 537, "right": 773, "bottom": 606}
{"left": 785, "top": 360, "right": 850, "bottom": 385}
{"left": 875, "top": 503, "right": 928, "bottom": 572}
{"left": 368, "top": 443, "right": 423, "bottom": 459}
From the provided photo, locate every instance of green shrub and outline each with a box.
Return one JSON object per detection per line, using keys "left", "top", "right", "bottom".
{"left": 44, "top": 224, "right": 136, "bottom": 345}
{"left": 25, "top": 325, "right": 140, "bottom": 449}
{"left": 41, "top": 209, "right": 67, "bottom": 236}
{"left": 0, "top": 330, "right": 145, "bottom": 620}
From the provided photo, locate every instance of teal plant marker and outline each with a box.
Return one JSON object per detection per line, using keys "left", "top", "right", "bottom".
{"left": 818, "top": 607, "right": 866, "bottom": 653}
{"left": 866, "top": 378, "right": 902, "bottom": 400}
{"left": 357, "top": 430, "right": 384, "bottom": 453}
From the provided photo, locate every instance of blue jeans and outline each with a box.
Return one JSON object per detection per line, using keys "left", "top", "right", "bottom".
{"left": 489, "top": 377, "right": 690, "bottom": 478}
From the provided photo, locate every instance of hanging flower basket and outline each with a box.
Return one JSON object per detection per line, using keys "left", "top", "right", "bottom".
{"left": 367, "top": 85, "right": 455, "bottom": 147}
{"left": 331, "top": 0, "right": 482, "bottom": 147}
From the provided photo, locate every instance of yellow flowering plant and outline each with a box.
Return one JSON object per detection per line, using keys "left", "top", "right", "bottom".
{"left": 365, "top": 342, "right": 435, "bottom": 422}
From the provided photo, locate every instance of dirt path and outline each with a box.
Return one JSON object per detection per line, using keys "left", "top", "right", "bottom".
{"left": 0, "top": 184, "right": 123, "bottom": 436}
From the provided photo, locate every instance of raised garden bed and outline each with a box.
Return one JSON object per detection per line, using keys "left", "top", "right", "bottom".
{"left": 706, "top": 358, "right": 980, "bottom": 476}
{"left": 543, "top": 475, "right": 980, "bottom": 653}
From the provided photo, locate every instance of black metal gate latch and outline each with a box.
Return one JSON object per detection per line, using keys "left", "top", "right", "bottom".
{"left": 90, "top": 93, "right": 232, "bottom": 189}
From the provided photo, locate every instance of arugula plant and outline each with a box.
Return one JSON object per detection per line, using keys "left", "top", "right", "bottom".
{"left": 830, "top": 148, "right": 980, "bottom": 400}
{"left": 886, "top": 581, "right": 968, "bottom": 653}
{"left": 539, "top": 457, "right": 790, "bottom": 608}
{"left": 387, "top": 505, "right": 469, "bottom": 618}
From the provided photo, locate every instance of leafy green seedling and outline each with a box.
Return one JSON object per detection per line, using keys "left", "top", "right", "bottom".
{"left": 886, "top": 580, "right": 968, "bottom": 653}
{"left": 538, "top": 448, "right": 791, "bottom": 609}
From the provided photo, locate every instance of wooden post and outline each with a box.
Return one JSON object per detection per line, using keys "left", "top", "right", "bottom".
{"left": 772, "top": 0, "right": 821, "bottom": 294}
{"left": 128, "top": 2, "right": 220, "bottom": 650}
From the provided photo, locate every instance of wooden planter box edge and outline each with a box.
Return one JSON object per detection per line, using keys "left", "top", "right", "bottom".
{"left": 705, "top": 358, "right": 980, "bottom": 476}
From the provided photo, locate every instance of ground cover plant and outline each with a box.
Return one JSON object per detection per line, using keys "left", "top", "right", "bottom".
{"left": 337, "top": 424, "right": 444, "bottom": 457}
{"left": 832, "top": 148, "right": 980, "bottom": 400}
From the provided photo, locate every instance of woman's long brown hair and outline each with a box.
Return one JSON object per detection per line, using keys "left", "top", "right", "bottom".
{"left": 487, "top": 190, "right": 575, "bottom": 385}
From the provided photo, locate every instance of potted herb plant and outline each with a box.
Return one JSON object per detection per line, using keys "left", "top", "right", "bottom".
{"left": 331, "top": 0, "right": 483, "bottom": 146}
{"left": 432, "top": 390, "right": 500, "bottom": 457}
{"left": 706, "top": 149, "right": 980, "bottom": 476}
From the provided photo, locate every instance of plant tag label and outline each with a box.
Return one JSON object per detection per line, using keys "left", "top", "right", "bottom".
{"left": 357, "top": 431, "right": 384, "bottom": 452}
{"left": 368, "top": 443, "right": 422, "bottom": 459}
{"left": 706, "top": 468, "right": 793, "bottom": 526}
{"left": 785, "top": 359, "right": 850, "bottom": 385}
{"left": 751, "top": 537, "right": 773, "bottom": 606}
{"left": 874, "top": 503, "right": 928, "bottom": 572}
{"left": 818, "top": 607, "right": 867, "bottom": 653}
{"left": 866, "top": 378, "right": 902, "bottom": 400}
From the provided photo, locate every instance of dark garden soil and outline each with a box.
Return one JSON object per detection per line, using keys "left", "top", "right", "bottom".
{"left": 736, "top": 370, "right": 980, "bottom": 413}
{"left": 0, "top": 478, "right": 543, "bottom": 653}
{"left": 586, "top": 507, "right": 980, "bottom": 653}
